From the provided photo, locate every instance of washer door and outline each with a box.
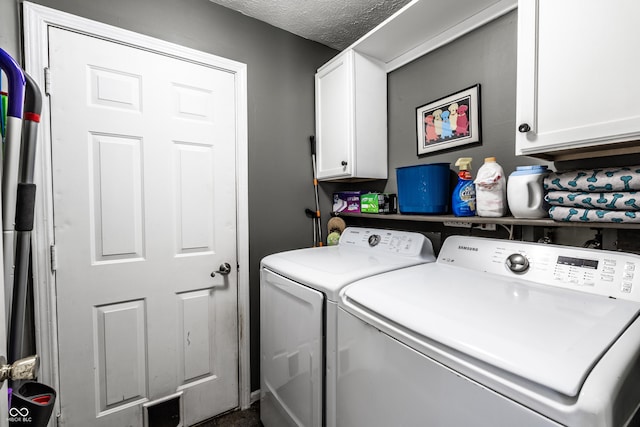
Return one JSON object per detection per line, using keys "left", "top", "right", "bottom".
{"left": 260, "top": 267, "right": 324, "bottom": 427}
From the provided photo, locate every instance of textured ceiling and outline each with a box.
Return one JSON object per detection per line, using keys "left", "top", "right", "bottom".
{"left": 208, "top": 0, "right": 412, "bottom": 51}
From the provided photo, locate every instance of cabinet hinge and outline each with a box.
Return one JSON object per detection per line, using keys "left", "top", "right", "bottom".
{"left": 50, "top": 244, "right": 57, "bottom": 272}
{"left": 44, "top": 67, "right": 51, "bottom": 96}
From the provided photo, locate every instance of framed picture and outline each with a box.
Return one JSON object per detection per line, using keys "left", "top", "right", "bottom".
{"left": 416, "top": 84, "right": 481, "bottom": 156}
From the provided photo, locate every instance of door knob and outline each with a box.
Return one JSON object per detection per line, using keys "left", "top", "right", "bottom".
{"left": 0, "top": 355, "right": 39, "bottom": 383}
{"left": 341, "top": 161, "right": 348, "bottom": 167}
{"left": 211, "top": 262, "right": 232, "bottom": 277}
{"left": 518, "top": 123, "right": 531, "bottom": 133}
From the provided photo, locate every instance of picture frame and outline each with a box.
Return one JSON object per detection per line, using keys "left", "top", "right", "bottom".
{"left": 416, "top": 84, "right": 481, "bottom": 156}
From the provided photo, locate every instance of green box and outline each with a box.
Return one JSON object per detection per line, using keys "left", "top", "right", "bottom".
{"left": 360, "top": 193, "right": 398, "bottom": 214}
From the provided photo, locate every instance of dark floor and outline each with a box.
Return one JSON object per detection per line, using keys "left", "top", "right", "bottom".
{"left": 193, "top": 400, "right": 262, "bottom": 427}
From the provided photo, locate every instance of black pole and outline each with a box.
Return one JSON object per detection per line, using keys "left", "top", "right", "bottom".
{"left": 8, "top": 72, "right": 42, "bottom": 364}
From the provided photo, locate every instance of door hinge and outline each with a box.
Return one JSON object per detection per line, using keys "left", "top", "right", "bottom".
{"left": 44, "top": 67, "right": 51, "bottom": 96}
{"left": 50, "top": 244, "right": 57, "bottom": 272}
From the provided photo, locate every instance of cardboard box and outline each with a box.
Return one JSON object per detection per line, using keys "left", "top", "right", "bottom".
{"left": 360, "top": 193, "right": 398, "bottom": 214}
{"left": 333, "top": 191, "right": 363, "bottom": 213}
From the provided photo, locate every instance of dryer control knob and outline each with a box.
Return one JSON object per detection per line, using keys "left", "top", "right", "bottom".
{"left": 506, "top": 253, "right": 529, "bottom": 273}
{"left": 368, "top": 234, "right": 381, "bottom": 247}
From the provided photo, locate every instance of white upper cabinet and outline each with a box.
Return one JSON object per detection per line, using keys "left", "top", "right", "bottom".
{"left": 315, "top": 50, "right": 387, "bottom": 181}
{"left": 516, "top": 0, "right": 640, "bottom": 159}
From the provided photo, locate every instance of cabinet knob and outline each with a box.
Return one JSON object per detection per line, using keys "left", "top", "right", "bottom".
{"left": 518, "top": 123, "right": 531, "bottom": 133}
{"left": 341, "top": 161, "right": 348, "bottom": 167}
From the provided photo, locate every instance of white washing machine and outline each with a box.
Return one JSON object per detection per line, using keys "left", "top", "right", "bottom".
{"left": 260, "top": 227, "right": 435, "bottom": 427}
{"left": 337, "top": 235, "right": 640, "bottom": 427}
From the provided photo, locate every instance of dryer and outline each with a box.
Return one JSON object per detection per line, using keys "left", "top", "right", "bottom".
{"left": 337, "top": 235, "right": 640, "bottom": 427}
{"left": 260, "top": 227, "right": 435, "bottom": 427}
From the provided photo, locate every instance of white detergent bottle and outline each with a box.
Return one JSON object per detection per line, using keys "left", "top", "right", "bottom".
{"left": 474, "top": 157, "right": 506, "bottom": 217}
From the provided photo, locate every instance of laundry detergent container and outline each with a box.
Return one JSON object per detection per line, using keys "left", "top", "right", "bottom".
{"left": 396, "top": 163, "right": 450, "bottom": 214}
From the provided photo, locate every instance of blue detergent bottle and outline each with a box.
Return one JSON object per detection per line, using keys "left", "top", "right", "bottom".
{"left": 452, "top": 157, "right": 476, "bottom": 216}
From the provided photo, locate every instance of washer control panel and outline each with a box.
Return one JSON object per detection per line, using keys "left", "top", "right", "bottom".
{"left": 338, "top": 227, "right": 434, "bottom": 258}
{"left": 439, "top": 235, "right": 640, "bottom": 302}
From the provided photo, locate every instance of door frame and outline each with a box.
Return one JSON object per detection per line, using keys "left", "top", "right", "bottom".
{"left": 21, "top": 1, "right": 252, "bottom": 415}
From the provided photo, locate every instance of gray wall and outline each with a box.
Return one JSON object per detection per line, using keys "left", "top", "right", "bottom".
{"left": 3, "top": 0, "right": 337, "bottom": 392}
{"left": 324, "top": 10, "right": 604, "bottom": 251}
{"left": 322, "top": 11, "right": 549, "bottom": 208}
{"left": 0, "top": 1, "right": 20, "bottom": 59}
{"left": 386, "top": 10, "right": 546, "bottom": 195}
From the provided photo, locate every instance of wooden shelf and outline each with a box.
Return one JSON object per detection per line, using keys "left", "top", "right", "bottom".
{"left": 334, "top": 212, "right": 640, "bottom": 230}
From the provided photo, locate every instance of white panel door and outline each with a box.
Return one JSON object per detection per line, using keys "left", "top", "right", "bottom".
{"left": 48, "top": 27, "right": 238, "bottom": 426}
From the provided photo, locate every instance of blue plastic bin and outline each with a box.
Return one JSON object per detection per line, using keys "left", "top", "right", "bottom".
{"left": 396, "top": 163, "right": 451, "bottom": 214}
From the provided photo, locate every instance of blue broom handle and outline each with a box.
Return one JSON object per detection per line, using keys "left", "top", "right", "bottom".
{"left": 0, "top": 49, "right": 25, "bottom": 119}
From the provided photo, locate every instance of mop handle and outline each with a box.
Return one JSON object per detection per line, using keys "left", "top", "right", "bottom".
{"left": 309, "top": 135, "right": 319, "bottom": 216}
{"left": 0, "top": 49, "right": 26, "bottom": 120}
{"left": 309, "top": 135, "right": 316, "bottom": 156}
{"left": 0, "top": 49, "right": 26, "bottom": 334}
{"left": 0, "top": 49, "right": 26, "bottom": 233}
{"left": 309, "top": 136, "right": 322, "bottom": 246}
{"left": 9, "top": 73, "right": 43, "bottom": 364}
{"left": 16, "top": 73, "right": 42, "bottom": 230}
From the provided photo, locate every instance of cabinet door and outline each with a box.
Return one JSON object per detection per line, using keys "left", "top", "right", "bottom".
{"left": 315, "top": 53, "right": 353, "bottom": 180}
{"left": 516, "top": 0, "right": 640, "bottom": 156}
